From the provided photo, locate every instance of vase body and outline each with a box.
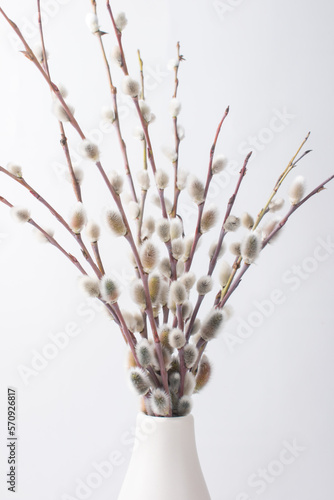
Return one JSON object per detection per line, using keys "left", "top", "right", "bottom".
{"left": 118, "top": 412, "right": 211, "bottom": 500}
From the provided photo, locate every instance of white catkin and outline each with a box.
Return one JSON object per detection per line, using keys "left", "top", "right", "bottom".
{"left": 183, "top": 236, "right": 194, "bottom": 262}
{"left": 7, "top": 162, "right": 22, "bottom": 178}
{"left": 169, "top": 281, "right": 187, "bottom": 305}
{"left": 156, "top": 219, "right": 171, "bottom": 242}
{"left": 241, "top": 212, "right": 254, "bottom": 229}
{"left": 184, "top": 344, "right": 198, "bottom": 369}
{"left": 158, "top": 281, "right": 169, "bottom": 306}
{"left": 33, "top": 43, "right": 48, "bottom": 63}
{"left": 169, "top": 372, "right": 180, "bottom": 394}
{"left": 133, "top": 126, "right": 145, "bottom": 141}
{"left": 52, "top": 101, "right": 75, "bottom": 122}
{"left": 139, "top": 99, "right": 152, "bottom": 122}
{"left": 169, "top": 328, "right": 186, "bottom": 349}
{"left": 208, "top": 241, "right": 226, "bottom": 261}
{"left": 102, "top": 106, "right": 116, "bottom": 123}
{"left": 159, "top": 257, "right": 172, "bottom": 278}
{"left": 79, "top": 139, "right": 100, "bottom": 161}
{"left": 122, "top": 76, "right": 140, "bottom": 97}
{"left": 182, "top": 301, "right": 192, "bottom": 321}
{"left": 128, "top": 201, "right": 140, "bottom": 220}
{"left": 176, "top": 260, "right": 185, "bottom": 278}
{"left": 136, "top": 339, "right": 152, "bottom": 367}
{"left": 56, "top": 82, "right": 68, "bottom": 98}
{"left": 79, "top": 276, "right": 100, "bottom": 298}
{"left": 169, "top": 97, "right": 181, "bottom": 117}
{"left": 201, "top": 207, "right": 218, "bottom": 233}
{"left": 161, "top": 145, "right": 178, "bottom": 163}
{"left": 229, "top": 241, "right": 241, "bottom": 257}
{"left": 177, "top": 125, "right": 185, "bottom": 140}
{"left": 172, "top": 238, "right": 185, "bottom": 260}
{"left": 109, "top": 170, "right": 124, "bottom": 194}
{"left": 178, "top": 396, "right": 193, "bottom": 416}
{"left": 86, "top": 220, "right": 101, "bottom": 242}
{"left": 180, "top": 272, "right": 196, "bottom": 291}
{"left": 105, "top": 209, "right": 127, "bottom": 236}
{"left": 115, "top": 12, "right": 128, "bottom": 31}
{"left": 262, "top": 217, "right": 280, "bottom": 240}
{"left": 69, "top": 202, "right": 87, "bottom": 233}
{"left": 170, "top": 219, "right": 182, "bottom": 240}
{"left": 188, "top": 176, "right": 205, "bottom": 204}
{"left": 269, "top": 197, "right": 285, "bottom": 213}
{"left": 289, "top": 176, "right": 306, "bottom": 205}
{"left": 177, "top": 169, "right": 188, "bottom": 190}
{"left": 150, "top": 389, "right": 170, "bottom": 416}
{"left": 101, "top": 276, "right": 120, "bottom": 303}
{"left": 140, "top": 240, "right": 159, "bottom": 272}
{"left": 129, "top": 368, "right": 150, "bottom": 396}
{"left": 111, "top": 45, "right": 123, "bottom": 66}
{"left": 64, "top": 165, "right": 84, "bottom": 185}
{"left": 201, "top": 311, "right": 224, "bottom": 341}
{"left": 155, "top": 169, "right": 169, "bottom": 189}
{"left": 33, "top": 226, "right": 54, "bottom": 243}
{"left": 141, "top": 216, "right": 155, "bottom": 240}
{"left": 85, "top": 12, "right": 99, "bottom": 33}
{"left": 137, "top": 170, "right": 150, "bottom": 190}
{"left": 212, "top": 155, "right": 228, "bottom": 174}
{"left": 219, "top": 260, "right": 232, "bottom": 288}
{"left": 241, "top": 232, "right": 261, "bottom": 264}
{"left": 190, "top": 318, "right": 201, "bottom": 336}
{"left": 224, "top": 215, "right": 241, "bottom": 232}
{"left": 131, "top": 280, "right": 146, "bottom": 309}
{"left": 183, "top": 372, "right": 196, "bottom": 396}
{"left": 196, "top": 275, "right": 213, "bottom": 295}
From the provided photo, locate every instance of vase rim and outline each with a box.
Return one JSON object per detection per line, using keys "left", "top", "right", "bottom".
{"left": 138, "top": 411, "right": 193, "bottom": 422}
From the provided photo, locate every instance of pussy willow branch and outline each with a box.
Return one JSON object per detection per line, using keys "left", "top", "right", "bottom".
{"left": 252, "top": 131, "right": 310, "bottom": 230}
{"left": 171, "top": 42, "right": 184, "bottom": 219}
{"left": 91, "top": 3, "right": 137, "bottom": 203}
{"left": 184, "top": 106, "right": 230, "bottom": 272}
{"left": 105, "top": 0, "right": 129, "bottom": 75}
{"left": 36, "top": 0, "right": 82, "bottom": 204}
{"left": 137, "top": 50, "right": 148, "bottom": 245}
{"left": 0, "top": 166, "right": 101, "bottom": 278}
{"left": 217, "top": 173, "right": 334, "bottom": 310}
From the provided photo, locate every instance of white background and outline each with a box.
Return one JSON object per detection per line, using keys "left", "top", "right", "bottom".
{"left": 0, "top": 0, "right": 333, "bottom": 499}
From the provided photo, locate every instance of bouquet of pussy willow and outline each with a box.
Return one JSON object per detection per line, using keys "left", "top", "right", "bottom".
{"left": 0, "top": 2, "right": 333, "bottom": 418}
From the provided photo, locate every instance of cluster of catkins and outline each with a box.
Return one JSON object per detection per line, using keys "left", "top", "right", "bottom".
{"left": 3, "top": 8, "right": 311, "bottom": 419}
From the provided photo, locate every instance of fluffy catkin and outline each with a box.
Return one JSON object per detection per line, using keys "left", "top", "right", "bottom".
{"left": 85, "top": 13, "right": 99, "bottom": 33}
{"left": 7, "top": 162, "right": 22, "bottom": 178}
{"left": 150, "top": 389, "right": 170, "bottom": 416}
{"left": 196, "top": 275, "right": 213, "bottom": 295}
{"left": 195, "top": 355, "right": 212, "bottom": 392}
{"left": 158, "top": 281, "right": 169, "bottom": 307}
{"left": 224, "top": 215, "right": 241, "bottom": 232}
{"left": 128, "top": 201, "right": 140, "bottom": 220}
{"left": 170, "top": 219, "right": 182, "bottom": 240}
{"left": 141, "top": 216, "right": 155, "bottom": 240}
{"left": 178, "top": 396, "right": 193, "bottom": 416}
{"left": 10, "top": 206, "right": 30, "bottom": 223}
{"left": 140, "top": 240, "right": 159, "bottom": 272}
{"left": 101, "top": 276, "right": 120, "bottom": 303}
{"left": 241, "top": 212, "right": 254, "bottom": 229}
{"left": 137, "top": 170, "right": 150, "bottom": 191}
{"left": 212, "top": 155, "right": 228, "bottom": 174}
{"left": 219, "top": 260, "right": 232, "bottom": 288}
{"left": 289, "top": 176, "right": 306, "bottom": 205}
{"left": 269, "top": 197, "right": 284, "bottom": 212}
{"left": 109, "top": 170, "right": 124, "bottom": 194}
{"left": 208, "top": 241, "right": 226, "bottom": 261}
{"left": 169, "top": 281, "right": 187, "bottom": 305}
{"left": 159, "top": 324, "right": 172, "bottom": 351}
{"left": 155, "top": 169, "right": 169, "bottom": 189}
{"left": 183, "top": 344, "right": 198, "bottom": 368}
{"left": 86, "top": 220, "right": 101, "bottom": 242}
{"left": 241, "top": 232, "right": 261, "bottom": 264}
{"left": 229, "top": 241, "right": 241, "bottom": 257}
{"left": 262, "top": 217, "right": 280, "bottom": 240}
{"left": 183, "top": 372, "right": 196, "bottom": 396}
{"left": 65, "top": 165, "right": 84, "bottom": 185}
{"left": 188, "top": 176, "right": 205, "bottom": 204}
{"left": 177, "top": 169, "right": 188, "bottom": 190}
{"left": 79, "top": 139, "right": 100, "bottom": 161}
{"left": 180, "top": 271, "right": 196, "bottom": 291}
{"left": 139, "top": 99, "right": 152, "bottom": 122}
{"left": 156, "top": 218, "right": 171, "bottom": 242}
{"left": 122, "top": 76, "right": 140, "bottom": 97}
{"left": 129, "top": 368, "right": 150, "bottom": 395}
{"left": 69, "top": 202, "right": 86, "bottom": 233}
{"left": 52, "top": 101, "right": 75, "bottom": 122}
{"left": 115, "top": 12, "right": 128, "bottom": 31}
{"left": 111, "top": 45, "right": 123, "bottom": 66}
{"left": 131, "top": 280, "right": 147, "bottom": 309}
{"left": 79, "top": 276, "right": 100, "bottom": 298}
{"left": 148, "top": 274, "right": 161, "bottom": 303}
{"left": 171, "top": 238, "right": 185, "bottom": 260}
{"left": 182, "top": 301, "right": 192, "bottom": 321}
{"left": 105, "top": 209, "right": 127, "bottom": 236}
{"left": 159, "top": 257, "right": 172, "bottom": 278}
{"left": 169, "top": 97, "right": 181, "bottom": 117}
{"left": 201, "top": 207, "right": 218, "bottom": 233}
{"left": 201, "top": 311, "right": 224, "bottom": 341}
{"left": 169, "top": 372, "right": 180, "bottom": 393}
{"left": 135, "top": 339, "right": 152, "bottom": 367}
{"left": 169, "top": 328, "right": 186, "bottom": 349}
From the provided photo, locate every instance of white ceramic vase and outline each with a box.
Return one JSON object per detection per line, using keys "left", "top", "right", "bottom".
{"left": 118, "top": 412, "right": 211, "bottom": 500}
